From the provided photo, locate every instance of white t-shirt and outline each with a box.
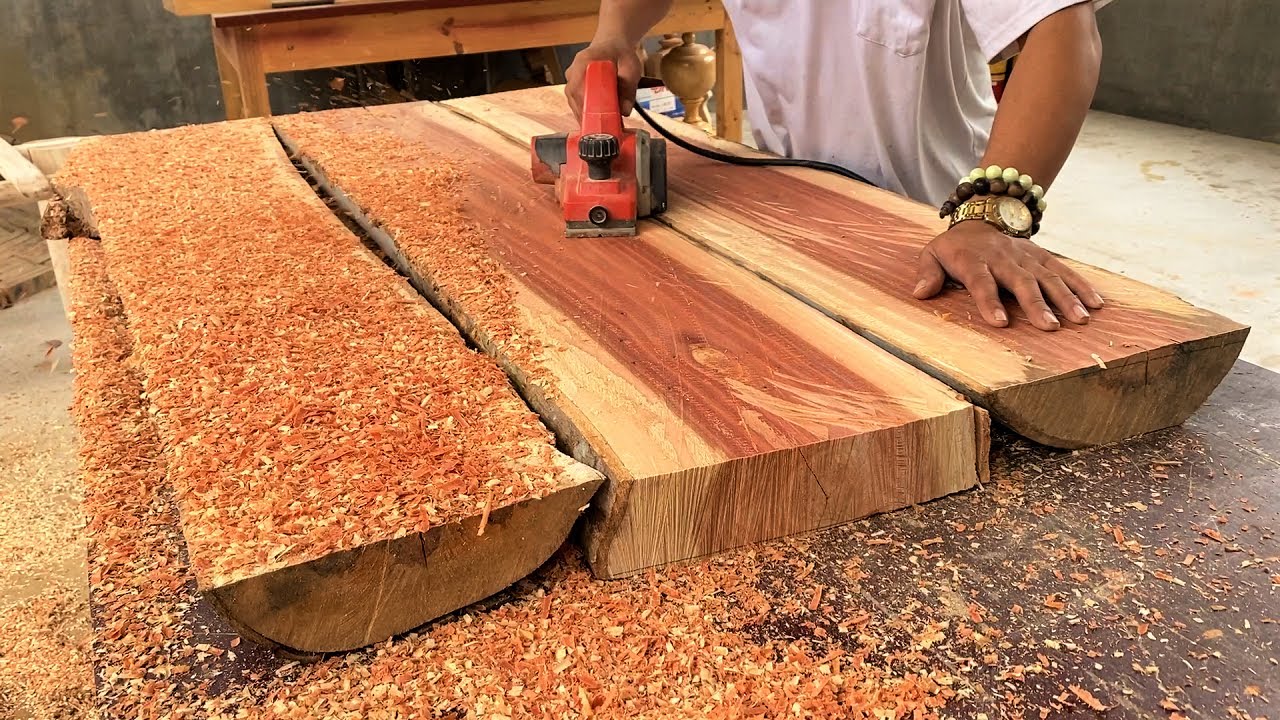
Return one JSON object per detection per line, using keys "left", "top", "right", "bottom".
{"left": 720, "top": 0, "right": 1109, "bottom": 204}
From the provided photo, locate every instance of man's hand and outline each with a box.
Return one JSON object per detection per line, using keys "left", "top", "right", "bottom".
{"left": 565, "top": 41, "right": 643, "bottom": 120}
{"left": 913, "top": 221, "right": 1104, "bottom": 331}
{"left": 565, "top": 0, "right": 671, "bottom": 119}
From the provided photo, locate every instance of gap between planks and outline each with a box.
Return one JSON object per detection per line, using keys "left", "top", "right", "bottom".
{"left": 270, "top": 123, "right": 612, "bottom": 479}
{"left": 272, "top": 106, "right": 988, "bottom": 579}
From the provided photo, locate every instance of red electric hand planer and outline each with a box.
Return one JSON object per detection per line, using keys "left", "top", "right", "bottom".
{"left": 530, "top": 60, "right": 667, "bottom": 237}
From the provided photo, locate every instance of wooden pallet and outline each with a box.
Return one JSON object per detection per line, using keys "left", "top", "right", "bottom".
{"left": 0, "top": 214, "right": 55, "bottom": 309}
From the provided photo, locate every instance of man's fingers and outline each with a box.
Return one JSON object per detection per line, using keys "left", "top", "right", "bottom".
{"left": 913, "top": 251, "right": 947, "bottom": 299}
{"left": 994, "top": 264, "right": 1059, "bottom": 331}
{"left": 617, "top": 60, "right": 641, "bottom": 117}
{"left": 951, "top": 263, "right": 1008, "bottom": 327}
{"left": 616, "top": 71, "right": 638, "bottom": 116}
{"left": 569, "top": 88, "right": 583, "bottom": 121}
{"left": 1035, "top": 266, "right": 1090, "bottom": 324}
{"left": 1045, "top": 256, "right": 1104, "bottom": 309}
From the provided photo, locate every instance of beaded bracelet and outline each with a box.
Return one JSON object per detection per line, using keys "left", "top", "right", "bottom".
{"left": 940, "top": 165, "right": 1048, "bottom": 235}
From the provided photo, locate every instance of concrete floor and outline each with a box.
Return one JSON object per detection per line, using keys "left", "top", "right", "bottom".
{"left": 0, "top": 283, "right": 85, "bottom": 719}
{"left": 0, "top": 277, "right": 78, "bottom": 606}
{"left": 0, "top": 111, "right": 1274, "bottom": 716}
{"left": 1041, "top": 111, "right": 1280, "bottom": 369}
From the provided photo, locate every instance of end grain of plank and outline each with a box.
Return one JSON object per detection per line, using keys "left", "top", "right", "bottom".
{"left": 55, "top": 121, "right": 601, "bottom": 652}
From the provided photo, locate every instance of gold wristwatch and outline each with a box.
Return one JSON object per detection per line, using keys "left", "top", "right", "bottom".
{"left": 950, "top": 195, "right": 1034, "bottom": 238}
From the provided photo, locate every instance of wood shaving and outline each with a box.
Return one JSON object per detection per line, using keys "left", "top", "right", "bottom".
{"left": 1068, "top": 684, "right": 1109, "bottom": 711}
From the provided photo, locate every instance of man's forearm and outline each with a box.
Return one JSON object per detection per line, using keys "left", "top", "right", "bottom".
{"left": 594, "top": 0, "right": 675, "bottom": 47}
{"left": 980, "top": 3, "right": 1102, "bottom": 190}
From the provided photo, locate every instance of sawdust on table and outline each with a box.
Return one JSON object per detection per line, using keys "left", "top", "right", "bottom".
{"left": 54, "top": 120, "right": 576, "bottom": 590}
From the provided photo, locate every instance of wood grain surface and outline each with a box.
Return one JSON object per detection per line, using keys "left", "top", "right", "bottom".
{"left": 54, "top": 120, "right": 602, "bottom": 653}
{"left": 446, "top": 87, "right": 1250, "bottom": 449}
{"left": 274, "top": 103, "right": 986, "bottom": 579}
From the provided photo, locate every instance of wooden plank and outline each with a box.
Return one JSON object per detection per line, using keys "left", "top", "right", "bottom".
{"left": 228, "top": 0, "right": 723, "bottom": 74}
{"left": 445, "top": 87, "right": 1251, "bottom": 449}
{"left": 67, "top": 235, "right": 292, "bottom": 713}
{"left": 169, "top": 0, "right": 398, "bottom": 16}
{"left": 68, "top": 218, "right": 1280, "bottom": 717}
{"left": 14, "top": 136, "right": 83, "bottom": 177}
{"left": 273, "top": 103, "right": 986, "bottom": 580}
{"left": 53, "top": 119, "right": 602, "bottom": 653}
{"left": 713, "top": 16, "right": 743, "bottom": 142}
{"left": 0, "top": 139, "right": 53, "bottom": 208}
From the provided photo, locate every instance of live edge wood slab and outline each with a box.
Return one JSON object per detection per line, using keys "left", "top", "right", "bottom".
{"left": 446, "top": 87, "right": 1250, "bottom": 450}
{"left": 53, "top": 120, "right": 602, "bottom": 654}
{"left": 74, "top": 323, "right": 1280, "bottom": 717}
{"left": 274, "top": 105, "right": 987, "bottom": 580}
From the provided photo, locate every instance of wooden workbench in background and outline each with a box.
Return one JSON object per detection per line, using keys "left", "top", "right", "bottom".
{"left": 170, "top": 0, "right": 744, "bottom": 141}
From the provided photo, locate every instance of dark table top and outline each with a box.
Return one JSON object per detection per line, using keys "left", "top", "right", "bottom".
{"left": 95, "top": 361, "right": 1279, "bottom": 718}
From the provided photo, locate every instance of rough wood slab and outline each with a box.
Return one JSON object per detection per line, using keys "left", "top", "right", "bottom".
{"left": 75, "top": 306, "right": 1280, "bottom": 718}
{"left": 67, "top": 236, "right": 287, "bottom": 712}
{"left": 446, "top": 87, "right": 1251, "bottom": 449}
{"left": 0, "top": 138, "right": 52, "bottom": 208}
{"left": 274, "top": 105, "right": 986, "bottom": 580}
{"left": 55, "top": 121, "right": 602, "bottom": 653}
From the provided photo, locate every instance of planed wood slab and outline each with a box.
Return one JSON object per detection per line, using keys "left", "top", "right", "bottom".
{"left": 446, "top": 87, "right": 1250, "bottom": 449}
{"left": 273, "top": 105, "right": 986, "bottom": 579}
{"left": 54, "top": 120, "right": 602, "bottom": 653}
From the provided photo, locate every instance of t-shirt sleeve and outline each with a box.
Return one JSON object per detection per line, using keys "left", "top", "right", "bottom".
{"left": 961, "top": 0, "right": 1114, "bottom": 62}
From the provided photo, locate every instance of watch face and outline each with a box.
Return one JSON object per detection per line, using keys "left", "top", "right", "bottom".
{"left": 996, "top": 196, "right": 1033, "bottom": 232}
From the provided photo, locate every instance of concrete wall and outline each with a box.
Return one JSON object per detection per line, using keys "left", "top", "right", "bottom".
{"left": 0, "top": 0, "right": 532, "bottom": 142}
{"left": 0, "top": 0, "right": 224, "bottom": 140}
{"left": 1093, "top": 0, "right": 1279, "bottom": 143}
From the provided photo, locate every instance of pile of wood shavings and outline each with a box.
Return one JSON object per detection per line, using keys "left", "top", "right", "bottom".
{"left": 273, "top": 115, "right": 550, "bottom": 387}
{"left": 0, "top": 587, "right": 94, "bottom": 718}
{"left": 67, "top": 237, "right": 242, "bottom": 714}
{"left": 64, "top": 241, "right": 958, "bottom": 718}
{"left": 229, "top": 549, "right": 954, "bottom": 720}
{"left": 57, "top": 121, "right": 573, "bottom": 589}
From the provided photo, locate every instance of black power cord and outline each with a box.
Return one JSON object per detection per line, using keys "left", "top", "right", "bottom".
{"left": 632, "top": 102, "right": 875, "bottom": 187}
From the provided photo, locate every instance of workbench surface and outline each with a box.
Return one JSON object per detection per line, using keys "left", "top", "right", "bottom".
{"left": 53, "top": 92, "right": 1270, "bottom": 717}
{"left": 86, "top": 360, "right": 1275, "bottom": 718}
